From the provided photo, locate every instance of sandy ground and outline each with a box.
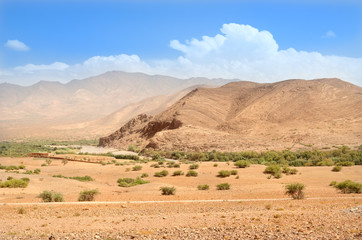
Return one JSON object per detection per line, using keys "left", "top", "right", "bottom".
{"left": 0, "top": 157, "right": 361, "bottom": 239}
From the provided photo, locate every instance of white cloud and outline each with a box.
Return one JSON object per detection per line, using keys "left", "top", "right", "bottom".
{"left": 1, "top": 23, "right": 361, "bottom": 86}
{"left": 14, "top": 62, "right": 69, "bottom": 73}
{"left": 4, "top": 40, "right": 30, "bottom": 51}
{"left": 323, "top": 30, "right": 336, "bottom": 38}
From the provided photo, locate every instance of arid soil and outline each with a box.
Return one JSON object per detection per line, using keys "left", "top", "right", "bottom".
{"left": 100, "top": 78, "right": 362, "bottom": 151}
{"left": 0, "top": 157, "right": 361, "bottom": 239}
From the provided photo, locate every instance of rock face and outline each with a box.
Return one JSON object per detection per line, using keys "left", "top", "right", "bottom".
{"left": 99, "top": 78, "right": 362, "bottom": 151}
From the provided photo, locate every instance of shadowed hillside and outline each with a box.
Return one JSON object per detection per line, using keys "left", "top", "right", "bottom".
{"left": 99, "top": 78, "right": 362, "bottom": 151}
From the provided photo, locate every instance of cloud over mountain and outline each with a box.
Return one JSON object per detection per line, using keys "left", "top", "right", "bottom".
{"left": 1, "top": 24, "right": 361, "bottom": 86}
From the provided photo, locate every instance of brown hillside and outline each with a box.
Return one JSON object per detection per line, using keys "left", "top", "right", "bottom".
{"left": 0, "top": 71, "right": 228, "bottom": 140}
{"left": 99, "top": 78, "right": 362, "bottom": 151}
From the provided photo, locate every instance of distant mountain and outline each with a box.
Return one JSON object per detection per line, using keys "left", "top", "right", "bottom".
{"left": 99, "top": 78, "right": 362, "bottom": 151}
{"left": 0, "top": 71, "right": 228, "bottom": 140}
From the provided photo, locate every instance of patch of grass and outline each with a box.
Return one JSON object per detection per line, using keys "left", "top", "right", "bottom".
{"left": 160, "top": 186, "right": 176, "bottom": 195}
{"left": 197, "top": 184, "right": 209, "bottom": 190}
{"left": 216, "top": 183, "right": 230, "bottom": 190}
{"left": 285, "top": 183, "right": 305, "bottom": 199}
{"left": 172, "top": 170, "right": 184, "bottom": 176}
{"left": 217, "top": 170, "right": 231, "bottom": 178}
{"left": 230, "top": 170, "right": 238, "bottom": 175}
{"left": 154, "top": 170, "right": 168, "bottom": 177}
{"left": 78, "top": 189, "right": 99, "bottom": 201}
{"left": 333, "top": 180, "right": 362, "bottom": 194}
{"left": 132, "top": 165, "right": 142, "bottom": 171}
{"left": 117, "top": 177, "right": 149, "bottom": 187}
{"left": 332, "top": 166, "right": 342, "bottom": 172}
{"left": 141, "top": 173, "right": 149, "bottom": 178}
{"left": 0, "top": 178, "right": 30, "bottom": 188}
{"left": 186, "top": 170, "right": 198, "bottom": 177}
{"left": 17, "top": 207, "right": 26, "bottom": 214}
{"left": 213, "top": 163, "right": 218, "bottom": 167}
{"left": 38, "top": 190, "right": 64, "bottom": 202}
{"left": 234, "top": 160, "right": 250, "bottom": 168}
{"left": 189, "top": 164, "right": 199, "bottom": 170}
{"left": 282, "top": 166, "right": 298, "bottom": 175}
{"left": 52, "top": 175, "right": 94, "bottom": 182}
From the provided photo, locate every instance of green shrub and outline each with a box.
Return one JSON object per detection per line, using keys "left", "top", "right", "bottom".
{"left": 332, "top": 166, "right": 342, "bottom": 172}
{"left": 264, "top": 165, "right": 282, "bottom": 178}
{"left": 33, "top": 168, "right": 41, "bottom": 174}
{"left": 52, "top": 175, "right": 93, "bottom": 182}
{"left": 114, "top": 154, "right": 140, "bottom": 160}
{"left": 334, "top": 180, "right": 362, "bottom": 194}
{"left": 282, "top": 166, "right": 298, "bottom": 175}
{"left": 285, "top": 183, "right": 305, "bottom": 199}
{"left": 160, "top": 186, "right": 176, "bottom": 195}
{"left": 189, "top": 164, "right": 199, "bottom": 170}
{"left": 18, "top": 165, "right": 26, "bottom": 169}
{"left": 117, "top": 177, "right": 149, "bottom": 187}
{"left": 0, "top": 178, "right": 29, "bottom": 188}
{"left": 7, "top": 176, "right": 13, "bottom": 180}
{"left": 78, "top": 189, "right": 99, "bottom": 201}
{"left": 154, "top": 170, "right": 169, "bottom": 177}
{"left": 38, "top": 190, "right": 64, "bottom": 202}
{"left": 217, "top": 170, "right": 231, "bottom": 178}
{"left": 132, "top": 165, "right": 142, "bottom": 171}
{"left": 172, "top": 170, "right": 184, "bottom": 176}
{"left": 197, "top": 184, "right": 209, "bottom": 190}
{"left": 217, "top": 183, "right": 230, "bottom": 190}
{"left": 230, "top": 170, "right": 238, "bottom": 175}
{"left": 141, "top": 173, "right": 149, "bottom": 178}
{"left": 336, "top": 161, "right": 354, "bottom": 166}
{"left": 213, "top": 163, "right": 218, "bottom": 167}
{"left": 329, "top": 181, "right": 337, "bottom": 186}
{"left": 234, "top": 160, "right": 250, "bottom": 168}
{"left": 23, "top": 170, "right": 33, "bottom": 175}
{"left": 186, "top": 170, "right": 198, "bottom": 177}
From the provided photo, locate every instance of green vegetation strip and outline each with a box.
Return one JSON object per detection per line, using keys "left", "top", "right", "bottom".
{"left": 52, "top": 175, "right": 93, "bottom": 182}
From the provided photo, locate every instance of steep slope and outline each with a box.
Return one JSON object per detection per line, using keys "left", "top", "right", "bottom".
{"left": 99, "top": 78, "right": 362, "bottom": 151}
{"left": 0, "top": 71, "right": 229, "bottom": 140}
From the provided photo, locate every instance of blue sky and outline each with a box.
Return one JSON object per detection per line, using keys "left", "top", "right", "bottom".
{"left": 0, "top": 0, "right": 361, "bottom": 86}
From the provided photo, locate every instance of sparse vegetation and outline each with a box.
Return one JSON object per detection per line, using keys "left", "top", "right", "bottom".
{"left": 230, "top": 170, "right": 238, "bottom": 175}
{"left": 234, "top": 160, "right": 250, "bottom": 168}
{"left": 217, "top": 170, "right": 231, "bottom": 178}
{"left": 132, "top": 165, "right": 142, "bottom": 171}
{"left": 78, "top": 189, "right": 99, "bottom": 201}
{"left": 332, "top": 166, "right": 342, "bottom": 172}
{"left": 160, "top": 186, "right": 176, "bottom": 195}
{"left": 17, "top": 207, "right": 26, "bottom": 214}
{"left": 0, "top": 178, "right": 30, "bottom": 188}
{"left": 217, "top": 183, "right": 230, "bottom": 190}
{"left": 213, "top": 163, "right": 218, "bottom": 167}
{"left": 52, "top": 175, "right": 94, "bottom": 182}
{"left": 285, "top": 183, "right": 305, "bottom": 199}
{"left": 282, "top": 166, "right": 298, "bottom": 175}
{"left": 186, "top": 170, "right": 198, "bottom": 177}
{"left": 333, "top": 180, "right": 362, "bottom": 194}
{"left": 154, "top": 170, "right": 168, "bottom": 177}
{"left": 189, "top": 164, "right": 199, "bottom": 170}
{"left": 197, "top": 184, "right": 209, "bottom": 190}
{"left": 264, "top": 165, "right": 282, "bottom": 178}
{"left": 141, "top": 173, "right": 149, "bottom": 178}
{"left": 172, "top": 170, "right": 184, "bottom": 176}
{"left": 38, "top": 190, "right": 64, "bottom": 202}
{"left": 117, "top": 177, "right": 149, "bottom": 187}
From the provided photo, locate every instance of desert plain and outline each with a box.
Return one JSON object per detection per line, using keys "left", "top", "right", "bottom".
{"left": 0, "top": 156, "right": 361, "bottom": 239}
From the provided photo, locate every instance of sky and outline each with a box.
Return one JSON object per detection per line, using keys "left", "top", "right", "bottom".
{"left": 0, "top": 0, "right": 361, "bottom": 86}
